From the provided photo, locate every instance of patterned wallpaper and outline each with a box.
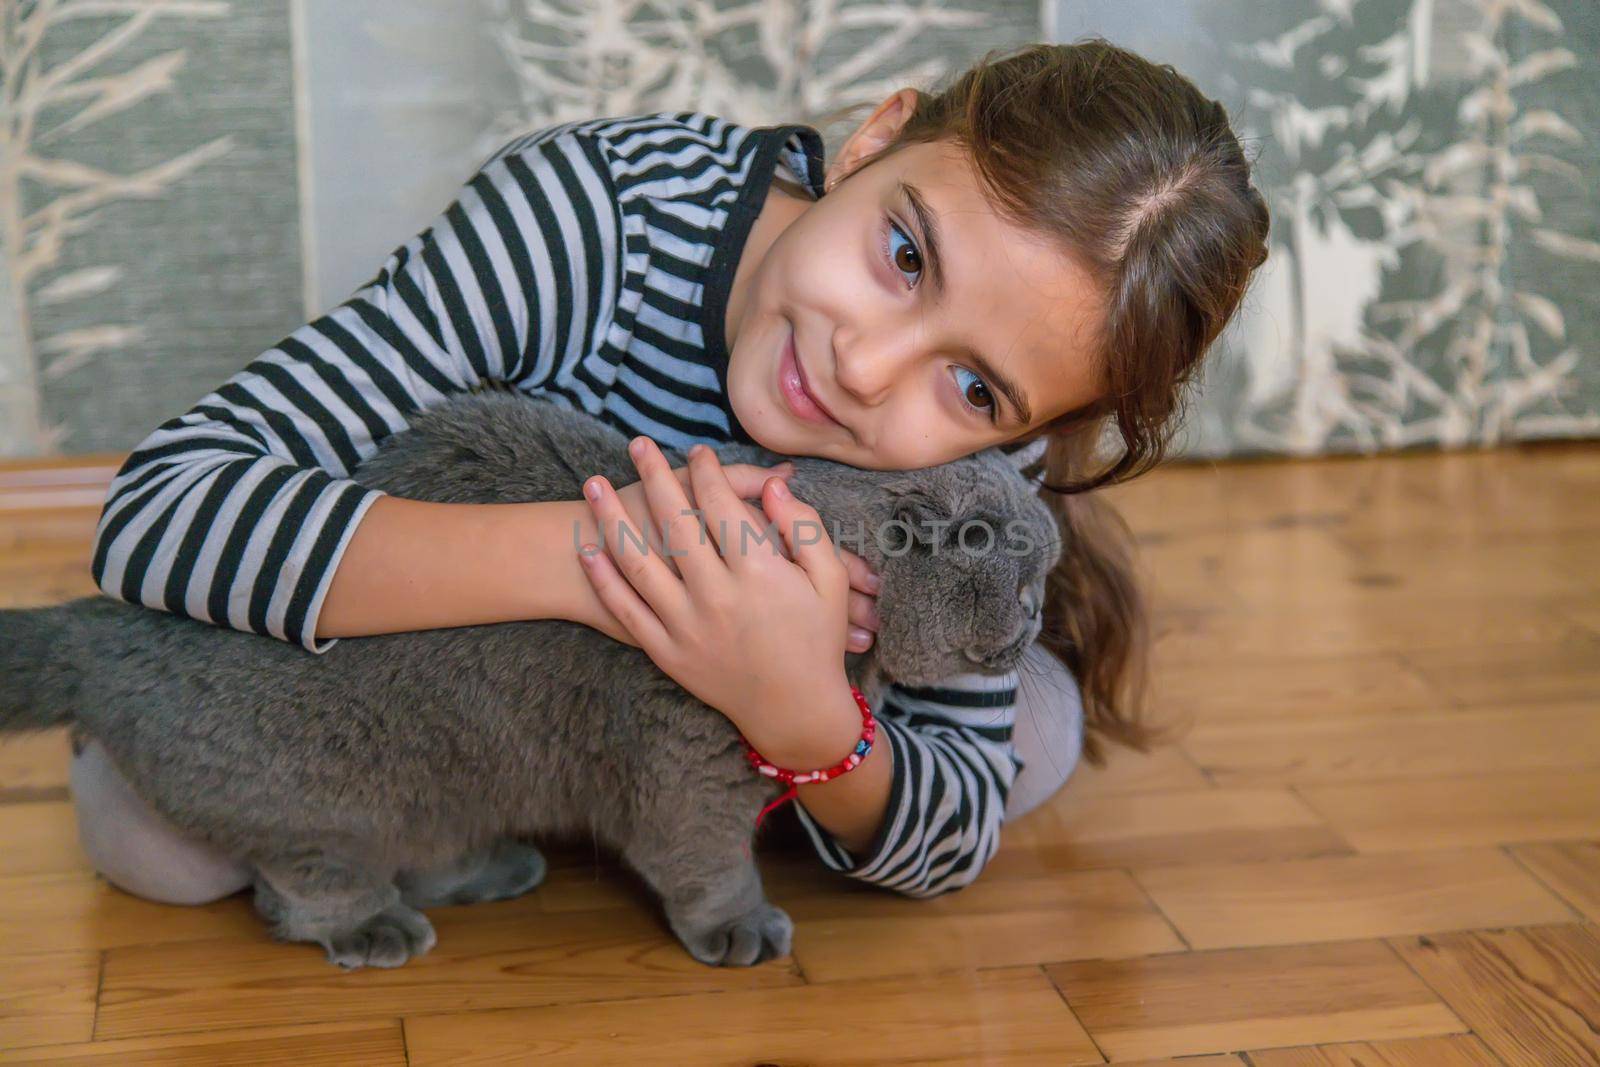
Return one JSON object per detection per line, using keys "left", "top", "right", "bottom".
{"left": 1, "top": 0, "right": 302, "bottom": 457}
{"left": 1, "top": 0, "right": 1595, "bottom": 459}
{"left": 1065, "top": 0, "right": 1600, "bottom": 455}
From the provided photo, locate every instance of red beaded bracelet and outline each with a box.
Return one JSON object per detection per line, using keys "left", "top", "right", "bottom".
{"left": 741, "top": 685, "right": 877, "bottom": 832}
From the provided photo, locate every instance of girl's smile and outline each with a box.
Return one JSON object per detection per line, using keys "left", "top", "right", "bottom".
{"left": 777, "top": 328, "right": 845, "bottom": 430}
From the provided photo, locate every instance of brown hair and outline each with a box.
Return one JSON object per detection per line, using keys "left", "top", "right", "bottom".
{"left": 817, "top": 38, "right": 1271, "bottom": 762}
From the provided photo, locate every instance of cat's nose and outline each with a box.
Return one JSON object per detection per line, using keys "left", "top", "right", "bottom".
{"left": 1019, "top": 585, "right": 1041, "bottom": 620}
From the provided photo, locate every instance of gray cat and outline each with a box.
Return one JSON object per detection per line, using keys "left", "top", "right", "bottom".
{"left": 0, "top": 393, "right": 1060, "bottom": 970}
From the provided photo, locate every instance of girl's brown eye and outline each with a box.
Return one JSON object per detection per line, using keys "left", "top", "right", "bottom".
{"left": 954, "top": 366, "right": 994, "bottom": 414}
{"left": 893, "top": 240, "right": 921, "bottom": 275}
{"left": 882, "top": 219, "right": 923, "bottom": 288}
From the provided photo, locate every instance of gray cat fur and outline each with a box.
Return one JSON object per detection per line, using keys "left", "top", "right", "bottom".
{"left": 0, "top": 393, "right": 1060, "bottom": 969}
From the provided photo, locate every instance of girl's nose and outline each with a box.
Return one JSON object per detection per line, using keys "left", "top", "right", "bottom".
{"left": 834, "top": 337, "right": 916, "bottom": 407}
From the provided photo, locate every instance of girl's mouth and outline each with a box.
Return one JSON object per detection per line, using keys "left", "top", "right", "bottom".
{"left": 779, "top": 329, "right": 842, "bottom": 427}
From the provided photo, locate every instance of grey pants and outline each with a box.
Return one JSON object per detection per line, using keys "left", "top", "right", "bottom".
{"left": 67, "top": 643, "right": 1084, "bottom": 905}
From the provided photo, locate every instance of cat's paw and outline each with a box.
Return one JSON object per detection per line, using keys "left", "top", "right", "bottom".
{"left": 324, "top": 905, "right": 437, "bottom": 969}
{"left": 682, "top": 902, "right": 793, "bottom": 967}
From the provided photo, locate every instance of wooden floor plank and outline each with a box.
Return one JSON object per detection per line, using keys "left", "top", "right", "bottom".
{"left": 784, "top": 869, "right": 1183, "bottom": 982}
{"left": 1152, "top": 599, "right": 1575, "bottom": 664}
{"left": 1245, "top": 1033, "right": 1501, "bottom": 1065}
{"left": 1557, "top": 596, "right": 1600, "bottom": 638}
{"left": 988, "top": 788, "right": 1350, "bottom": 875}
{"left": 1123, "top": 530, "right": 1248, "bottom": 614}
{"left": 1133, "top": 848, "right": 1572, "bottom": 950}
{"left": 1049, "top": 745, "right": 1210, "bottom": 800}
{"left": 1511, "top": 842, "right": 1600, "bottom": 921}
{"left": 95, "top": 901, "right": 801, "bottom": 1040}
{"left": 1112, "top": 1057, "right": 1244, "bottom": 1067}
{"left": 0, "top": 456, "right": 120, "bottom": 483}
{"left": 0, "top": 1021, "right": 405, "bottom": 1065}
{"left": 1402, "top": 633, "right": 1600, "bottom": 707}
{"left": 404, "top": 966, "right": 1102, "bottom": 1066}
{"left": 1199, "top": 528, "right": 1365, "bottom": 608}
{"left": 1045, "top": 941, "right": 1463, "bottom": 1062}
{"left": 1336, "top": 532, "right": 1600, "bottom": 600}
{"left": 0, "top": 557, "right": 98, "bottom": 609}
{"left": 0, "top": 804, "right": 92, "bottom": 878}
{"left": 1391, "top": 924, "right": 1600, "bottom": 1067}
{"left": 1152, "top": 652, "right": 1446, "bottom": 722}
{"left": 1183, "top": 704, "right": 1600, "bottom": 786}
{"left": 0, "top": 951, "right": 99, "bottom": 1052}
{"left": 0, "top": 874, "right": 258, "bottom": 956}
{"left": 0, "top": 733, "right": 72, "bottom": 799}
{"left": 1299, "top": 770, "right": 1600, "bottom": 852}
{"left": 1101, "top": 465, "right": 1231, "bottom": 539}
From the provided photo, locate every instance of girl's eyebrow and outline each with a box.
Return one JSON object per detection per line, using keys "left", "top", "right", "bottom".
{"left": 900, "top": 180, "right": 1035, "bottom": 426}
{"left": 899, "top": 180, "right": 950, "bottom": 297}
{"left": 969, "top": 351, "right": 1034, "bottom": 426}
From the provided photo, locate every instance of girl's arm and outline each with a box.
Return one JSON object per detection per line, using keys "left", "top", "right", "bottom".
{"left": 789, "top": 676, "right": 1023, "bottom": 896}
{"left": 759, "top": 686, "right": 895, "bottom": 855}
{"left": 318, "top": 497, "right": 604, "bottom": 638}
{"left": 316, "top": 475, "right": 787, "bottom": 643}
{"left": 93, "top": 124, "right": 601, "bottom": 650}
{"left": 92, "top": 122, "right": 784, "bottom": 649}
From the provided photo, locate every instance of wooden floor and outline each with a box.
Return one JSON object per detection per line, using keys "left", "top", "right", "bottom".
{"left": 1, "top": 443, "right": 1597, "bottom": 1065}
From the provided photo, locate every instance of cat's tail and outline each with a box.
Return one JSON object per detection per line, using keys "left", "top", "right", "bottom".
{"left": 0, "top": 602, "right": 83, "bottom": 732}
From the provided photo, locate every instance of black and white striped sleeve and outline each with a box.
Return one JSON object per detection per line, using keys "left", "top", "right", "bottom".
{"left": 90, "top": 122, "right": 622, "bottom": 652}
{"left": 790, "top": 671, "right": 1023, "bottom": 898}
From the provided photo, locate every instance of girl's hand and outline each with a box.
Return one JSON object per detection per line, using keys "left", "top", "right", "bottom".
{"left": 577, "top": 437, "right": 865, "bottom": 747}
{"left": 602, "top": 446, "right": 880, "bottom": 653}
{"left": 839, "top": 545, "right": 882, "bottom": 654}
{"left": 574, "top": 455, "right": 793, "bottom": 647}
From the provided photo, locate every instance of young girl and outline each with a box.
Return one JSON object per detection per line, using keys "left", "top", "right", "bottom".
{"left": 70, "top": 38, "right": 1270, "bottom": 905}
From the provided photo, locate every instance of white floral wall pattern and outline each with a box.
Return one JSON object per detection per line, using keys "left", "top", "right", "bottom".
{"left": 0, "top": 0, "right": 302, "bottom": 458}
{"left": 481, "top": 0, "right": 1008, "bottom": 149}
{"left": 1198, "top": 0, "right": 1599, "bottom": 454}
{"left": 1, "top": 0, "right": 233, "bottom": 454}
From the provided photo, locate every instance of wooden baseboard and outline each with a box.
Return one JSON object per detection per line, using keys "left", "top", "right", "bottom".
{"left": 0, "top": 454, "right": 123, "bottom": 511}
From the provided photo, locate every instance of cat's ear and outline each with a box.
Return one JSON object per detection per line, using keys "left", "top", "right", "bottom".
{"left": 885, "top": 486, "right": 952, "bottom": 551}
{"left": 1000, "top": 437, "right": 1047, "bottom": 476}
{"left": 892, "top": 486, "right": 950, "bottom": 527}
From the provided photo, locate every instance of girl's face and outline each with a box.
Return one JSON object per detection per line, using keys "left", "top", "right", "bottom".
{"left": 724, "top": 116, "right": 1109, "bottom": 470}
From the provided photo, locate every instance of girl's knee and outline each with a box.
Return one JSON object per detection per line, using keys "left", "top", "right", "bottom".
{"left": 69, "top": 739, "right": 251, "bottom": 906}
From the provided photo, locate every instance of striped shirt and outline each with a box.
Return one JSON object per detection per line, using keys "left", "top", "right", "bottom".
{"left": 91, "top": 110, "right": 1025, "bottom": 898}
